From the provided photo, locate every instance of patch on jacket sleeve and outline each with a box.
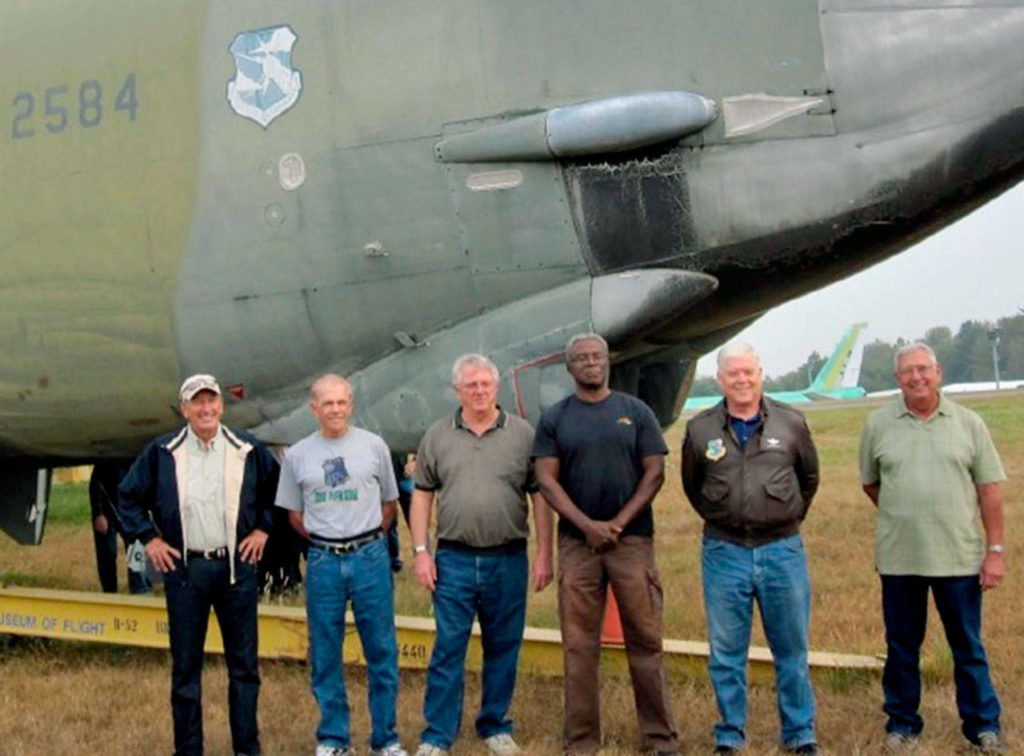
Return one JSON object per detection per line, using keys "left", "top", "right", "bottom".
{"left": 705, "top": 438, "right": 726, "bottom": 461}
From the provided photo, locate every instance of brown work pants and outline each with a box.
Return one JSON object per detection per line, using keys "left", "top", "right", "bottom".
{"left": 558, "top": 534, "right": 679, "bottom": 754}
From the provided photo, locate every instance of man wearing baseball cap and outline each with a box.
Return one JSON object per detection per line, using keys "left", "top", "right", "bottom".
{"left": 119, "top": 373, "right": 280, "bottom": 756}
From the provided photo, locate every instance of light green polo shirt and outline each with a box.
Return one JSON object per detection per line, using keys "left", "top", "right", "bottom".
{"left": 859, "top": 394, "right": 1005, "bottom": 576}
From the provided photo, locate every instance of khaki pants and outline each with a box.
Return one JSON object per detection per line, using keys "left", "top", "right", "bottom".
{"left": 558, "top": 534, "right": 679, "bottom": 753}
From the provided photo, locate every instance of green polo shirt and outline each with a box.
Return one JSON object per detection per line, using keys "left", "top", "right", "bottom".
{"left": 414, "top": 408, "right": 538, "bottom": 548}
{"left": 859, "top": 394, "right": 1005, "bottom": 576}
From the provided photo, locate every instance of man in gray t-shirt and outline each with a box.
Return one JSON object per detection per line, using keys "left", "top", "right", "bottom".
{"left": 275, "top": 374, "right": 406, "bottom": 756}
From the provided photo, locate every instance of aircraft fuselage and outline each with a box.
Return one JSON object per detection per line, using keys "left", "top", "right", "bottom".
{"left": 2, "top": 0, "right": 1023, "bottom": 465}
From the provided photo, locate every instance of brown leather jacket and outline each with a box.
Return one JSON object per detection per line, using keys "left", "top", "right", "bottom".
{"left": 681, "top": 396, "right": 819, "bottom": 547}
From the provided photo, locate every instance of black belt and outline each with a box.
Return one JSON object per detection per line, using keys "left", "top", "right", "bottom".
{"left": 187, "top": 547, "right": 229, "bottom": 560}
{"left": 437, "top": 538, "right": 526, "bottom": 555}
{"left": 309, "top": 529, "right": 382, "bottom": 555}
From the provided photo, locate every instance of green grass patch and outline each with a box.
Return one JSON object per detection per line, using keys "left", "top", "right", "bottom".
{"left": 0, "top": 571, "right": 71, "bottom": 588}
{"left": 822, "top": 667, "right": 876, "bottom": 694}
{"left": 47, "top": 482, "right": 91, "bottom": 526}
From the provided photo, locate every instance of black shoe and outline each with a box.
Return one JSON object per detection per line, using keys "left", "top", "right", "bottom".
{"left": 713, "top": 747, "right": 738, "bottom": 755}
{"left": 789, "top": 745, "right": 818, "bottom": 755}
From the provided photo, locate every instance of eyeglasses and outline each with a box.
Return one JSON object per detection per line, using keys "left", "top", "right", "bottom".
{"left": 569, "top": 351, "right": 607, "bottom": 364}
{"left": 898, "top": 365, "right": 936, "bottom": 377}
{"left": 458, "top": 381, "right": 495, "bottom": 390}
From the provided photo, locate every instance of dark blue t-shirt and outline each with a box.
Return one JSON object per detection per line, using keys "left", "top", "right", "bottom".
{"left": 531, "top": 391, "right": 668, "bottom": 540}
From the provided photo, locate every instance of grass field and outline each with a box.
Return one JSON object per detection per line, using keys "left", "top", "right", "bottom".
{"left": 1, "top": 395, "right": 1022, "bottom": 754}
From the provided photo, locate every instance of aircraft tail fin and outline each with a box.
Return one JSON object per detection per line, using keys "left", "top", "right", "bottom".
{"left": 808, "top": 322, "right": 868, "bottom": 392}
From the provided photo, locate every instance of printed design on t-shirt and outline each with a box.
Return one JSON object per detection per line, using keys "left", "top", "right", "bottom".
{"left": 616, "top": 416, "right": 633, "bottom": 426}
{"left": 322, "top": 456, "right": 350, "bottom": 486}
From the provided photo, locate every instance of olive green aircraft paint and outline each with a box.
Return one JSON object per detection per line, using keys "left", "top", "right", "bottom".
{"left": 1, "top": 0, "right": 829, "bottom": 457}
{"left": 174, "top": 0, "right": 830, "bottom": 431}
{"left": 1, "top": 0, "right": 207, "bottom": 455}
{"left": 3, "top": 1, "right": 1024, "bottom": 544}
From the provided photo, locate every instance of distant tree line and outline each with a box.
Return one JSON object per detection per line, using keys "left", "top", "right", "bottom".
{"left": 859, "top": 314, "right": 1024, "bottom": 392}
{"left": 690, "top": 312, "right": 1024, "bottom": 396}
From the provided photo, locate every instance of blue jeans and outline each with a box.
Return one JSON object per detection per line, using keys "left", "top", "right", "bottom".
{"left": 880, "top": 574, "right": 1001, "bottom": 743}
{"left": 306, "top": 536, "right": 400, "bottom": 750}
{"left": 421, "top": 544, "right": 527, "bottom": 749}
{"left": 702, "top": 535, "right": 816, "bottom": 750}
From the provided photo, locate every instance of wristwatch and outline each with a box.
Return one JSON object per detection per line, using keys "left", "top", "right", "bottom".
{"left": 412, "top": 544, "right": 430, "bottom": 556}
{"left": 988, "top": 544, "right": 1005, "bottom": 554}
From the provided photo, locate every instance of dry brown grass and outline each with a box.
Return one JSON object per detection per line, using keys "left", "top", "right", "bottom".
{"left": 1, "top": 395, "right": 1022, "bottom": 754}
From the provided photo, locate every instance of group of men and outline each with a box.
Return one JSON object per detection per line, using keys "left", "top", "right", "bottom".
{"left": 114, "top": 332, "right": 1007, "bottom": 755}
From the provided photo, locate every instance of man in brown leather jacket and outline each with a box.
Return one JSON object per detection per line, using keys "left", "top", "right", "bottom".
{"left": 682, "top": 342, "right": 819, "bottom": 756}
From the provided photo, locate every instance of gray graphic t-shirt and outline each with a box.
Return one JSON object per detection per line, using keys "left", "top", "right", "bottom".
{"left": 275, "top": 427, "right": 398, "bottom": 539}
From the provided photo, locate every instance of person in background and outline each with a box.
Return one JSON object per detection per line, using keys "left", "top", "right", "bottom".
{"left": 90, "top": 459, "right": 151, "bottom": 594}
{"left": 386, "top": 451, "right": 416, "bottom": 573}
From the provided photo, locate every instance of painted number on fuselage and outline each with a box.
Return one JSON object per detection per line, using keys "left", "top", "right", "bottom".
{"left": 10, "top": 73, "right": 137, "bottom": 140}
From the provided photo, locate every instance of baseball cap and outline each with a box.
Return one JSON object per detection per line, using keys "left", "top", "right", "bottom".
{"left": 179, "top": 374, "right": 222, "bottom": 402}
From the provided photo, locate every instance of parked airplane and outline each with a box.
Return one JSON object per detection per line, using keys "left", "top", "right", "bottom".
{"left": 869, "top": 380, "right": 1024, "bottom": 400}
{"left": 684, "top": 322, "right": 868, "bottom": 410}
{"left": 3, "top": 1, "right": 1024, "bottom": 543}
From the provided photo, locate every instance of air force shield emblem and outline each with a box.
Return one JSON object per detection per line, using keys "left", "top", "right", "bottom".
{"left": 705, "top": 438, "right": 726, "bottom": 461}
{"left": 227, "top": 25, "right": 302, "bottom": 128}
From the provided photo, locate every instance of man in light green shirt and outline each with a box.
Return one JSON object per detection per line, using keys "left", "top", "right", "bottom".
{"left": 859, "top": 342, "right": 1006, "bottom": 754}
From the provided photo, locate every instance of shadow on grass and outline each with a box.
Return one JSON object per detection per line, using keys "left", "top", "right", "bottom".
{"left": 0, "top": 634, "right": 169, "bottom": 667}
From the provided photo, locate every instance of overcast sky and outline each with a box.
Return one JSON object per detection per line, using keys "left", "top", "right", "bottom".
{"left": 694, "top": 181, "right": 1024, "bottom": 379}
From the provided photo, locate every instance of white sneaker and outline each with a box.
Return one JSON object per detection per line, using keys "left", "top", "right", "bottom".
{"left": 484, "top": 733, "right": 521, "bottom": 755}
{"left": 976, "top": 731, "right": 1005, "bottom": 755}
{"left": 883, "top": 732, "right": 918, "bottom": 752}
{"left": 413, "top": 744, "right": 449, "bottom": 756}
{"left": 371, "top": 744, "right": 409, "bottom": 756}
{"left": 315, "top": 745, "right": 354, "bottom": 756}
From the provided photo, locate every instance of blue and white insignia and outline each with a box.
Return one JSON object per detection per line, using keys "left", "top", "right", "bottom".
{"left": 227, "top": 25, "right": 302, "bottom": 128}
{"left": 765, "top": 437, "right": 782, "bottom": 447}
{"left": 322, "top": 456, "right": 350, "bottom": 487}
{"left": 705, "top": 438, "right": 726, "bottom": 461}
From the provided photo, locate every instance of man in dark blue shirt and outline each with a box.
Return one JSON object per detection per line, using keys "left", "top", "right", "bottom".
{"left": 533, "top": 333, "right": 679, "bottom": 755}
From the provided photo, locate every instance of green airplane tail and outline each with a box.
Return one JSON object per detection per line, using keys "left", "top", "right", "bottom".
{"left": 807, "top": 322, "right": 868, "bottom": 392}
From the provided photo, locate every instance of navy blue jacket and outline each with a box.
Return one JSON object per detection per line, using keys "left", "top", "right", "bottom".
{"left": 118, "top": 425, "right": 279, "bottom": 580}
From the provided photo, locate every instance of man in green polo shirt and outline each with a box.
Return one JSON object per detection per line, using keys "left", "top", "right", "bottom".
{"left": 860, "top": 342, "right": 1006, "bottom": 754}
{"left": 409, "top": 353, "right": 553, "bottom": 756}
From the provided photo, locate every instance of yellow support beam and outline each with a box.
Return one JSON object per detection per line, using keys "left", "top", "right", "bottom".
{"left": 0, "top": 586, "right": 882, "bottom": 681}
